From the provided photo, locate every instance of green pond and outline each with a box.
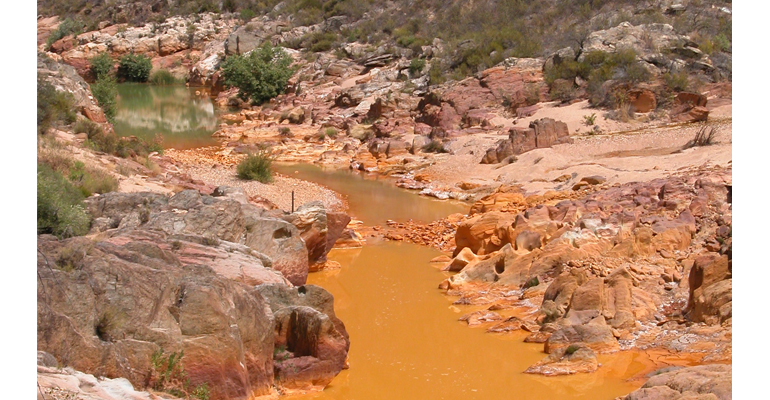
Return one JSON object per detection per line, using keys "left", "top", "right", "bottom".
{"left": 113, "top": 83, "right": 219, "bottom": 149}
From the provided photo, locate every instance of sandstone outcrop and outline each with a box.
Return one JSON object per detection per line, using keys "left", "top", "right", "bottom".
{"left": 256, "top": 284, "right": 350, "bottom": 392}
{"left": 38, "top": 187, "right": 350, "bottom": 399}
{"left": 283, "top": 201, "right": 352, "bottom": 268}
{"left": 86, "top": 188, "right": 310, "bottom": 285}
{"left": 620, "top": 364, "right": 732, "bottom": 400}
{"left": 480, "top": 118, "right": 572, "bottom": 164}
{"left": 440, "top": 169, "right": 732, "bottom": 374}
{"left": 38, "top": 233, "right": 278, "bottom": 400}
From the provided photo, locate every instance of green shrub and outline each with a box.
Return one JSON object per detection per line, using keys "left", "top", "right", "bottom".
{"left": 324, "top": 127, "right": 338, "bottom": 138}
{"left": 73, "top": 119, "right": 103, "bottom": 138}
{"left": 46, "top": 18, "right": 82, "bottom": 49}
{"left": 240, "top": 8, "right": 256, "bottom": 21}
{"left": 220, "top": 43, "right": 295, "bottom": 105}
{"left": 409, "top": 58, "right": 425, "bottom": 76}
{"left": 37, "top": 163, "right": 90, "bottom": 238}
{"left": 583, "top": 113, "right": 597, "bottom": 126}
{"left": 90, "top": 76, "right": 118, "bottom": 121}
{"left": 664, "top": 71, "right": 689, "bottom": 92}
{"left": 236, "top": 151, "right": 274, "bottom": 183}
{"left": 68, "top": 161, "right": 119, "bottom": 197}
{"left": 89, "top": 53, "right": 114, "bottom": 80}
{"left": 428, "top": 60, "right": 445, "bottom": 85}
{"left": 37, "top": 76, "right": 76, "bottom": 135}
{"left": 565, "top": 344, "right": 581, "bottom": 355}
{"left": 149, "top": 69, "right": 179, "bottom": 85}
{"left": 118, "top": 54, "right": 153, "bottom": 82}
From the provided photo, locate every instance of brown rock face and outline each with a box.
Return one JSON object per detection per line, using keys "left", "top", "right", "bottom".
{"left": 621, "top": 364, "right": 732, "bottom": 400}
{"left": 686, "top": 254, "right": 731, "bottom": 324}
{"left": 37, "top": 235, "right": 276, "bottom": 400}
{"left": 671, "top": 92, "right": 709, "bottom": 123}
{"left": 256, "top": 284, "right": 350, "bottom": 392}
{"left": 284, "top": 202, "right": 351, "bottom": 268}
{"left": 480, "top": 118, "right": 572, "bottom": 164}
{"left": 628, "top": 89, "right": 657, "bottom": 113}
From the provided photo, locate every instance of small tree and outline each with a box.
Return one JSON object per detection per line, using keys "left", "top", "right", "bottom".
{"left": 118, "top": 54, "right": 152, "bottom": 82}
{"left": 90, "top": 76, "right": 118, "bottom": 120}
{"left": 89, "top": 53, "right": 114, "bottom": 80}
{"left": 220, "top": 43, "right": 295, "bottom": 105}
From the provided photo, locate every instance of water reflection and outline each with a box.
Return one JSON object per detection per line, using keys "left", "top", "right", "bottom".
{"left": 113, "top": 84, "right": 218, "bottom": 149}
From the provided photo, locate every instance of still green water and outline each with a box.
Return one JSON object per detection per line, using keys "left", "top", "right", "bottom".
{"left": 113, "top": 84, "right": 219, "bottom": 149}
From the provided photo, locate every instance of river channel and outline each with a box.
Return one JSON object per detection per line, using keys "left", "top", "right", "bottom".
{"left": 117, "top": 86, "right": 649, "bottom": 400}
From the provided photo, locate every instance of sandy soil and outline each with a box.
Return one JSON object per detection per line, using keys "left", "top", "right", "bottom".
{"left": 419, "top": 102, "right": 733, "bottom": 195}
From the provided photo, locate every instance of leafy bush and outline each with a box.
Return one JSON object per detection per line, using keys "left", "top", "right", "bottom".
{"left": 90, "top": 76, "right": 118, "bottom": 121}
{"left": 409, "top": 58, "right": 425, "bottom": 76}
{"left": 89, "top": 53, "right": 114, "bottom": 80}
{"left": 37, "top": 163, "right": 90, "bottom": 238}
{"left": 149, "top": 69, "right": 179, "bottom": 85}
{"left": 73, "top": 119, "right": 103, "bottom": 138}
{"left": 38, "top": 76, "right": 76, "bottom": 135}
{"left": 324, "top": 127, "right": 338, "bottom": 138}
{"left": 220, "top": 44, "right": 295, "bottom": 105}
{"left": 240, "top": 8, "right": 256, "bottom": 21}
{"left": 117, "top": 54, "right": 153, "bottom": 82}
{"left": 664, "top": 71, "right": 689, "bottom": 92}
{"left": 236, "top": 151, "right": 274, "bottom": 183}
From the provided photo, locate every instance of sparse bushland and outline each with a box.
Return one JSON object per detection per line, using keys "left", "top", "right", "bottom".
{"left": 149, "top": 350, "right": 210, "bottom": 400}
{"left": 236, "top": 151, "right": 274, "bottom": 183}
{"left": 220, "top": 43, "right": 295, "bottom": 105}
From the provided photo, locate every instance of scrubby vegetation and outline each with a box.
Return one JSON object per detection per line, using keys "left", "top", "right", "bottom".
{"left": 40, "top": 0, "right": 731, "bottom": 85}
{"left": 45, "top": 17, "right": 83, "bottom": 49}
{"left": 118, "top": 54, "right": 153, "bottom": 82}
{"left": 149, "top": 69, "right": 180, "bottom": 85}
{"left": 90, "top": 76, "right": 118, "bottom": 121}
{"left": 89, "top": 53, "right": 114, "bottom": 80}
{"left": 220, "top": 43, "right": 295, "bottom": 104}
{"left": 236, "top": 151, "right": 274, "bottom": 183}
{"left": 37, "top": 76, "right": 76, "bottom": 135}
{"left": 422, "top": 140, "right": 447, "bottom": 153}
{"left": 37, "top": 163, "right": 91, "bottom": 238}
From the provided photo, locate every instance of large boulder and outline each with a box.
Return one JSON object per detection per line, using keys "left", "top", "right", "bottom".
{"left": 283, "top": 202, "right": 351, "bottom": 267}
{"left": 37, "top": 234, "right": 277, "bottom": 400}
{"left": 256, "top": 284, "right": 350, "bottom": 392}
{"left": 480, "top": 118, "right": 571, "bottom": 164}
{"left": 686, "top": 254, "right": 731, "bottom": 324}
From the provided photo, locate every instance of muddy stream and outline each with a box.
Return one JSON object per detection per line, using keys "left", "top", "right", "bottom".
{"left": 276, "top": 165, "right": 649, "bottom": 400}
{"left": 118, "top": 89, "right": 651, "bottom": 400}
